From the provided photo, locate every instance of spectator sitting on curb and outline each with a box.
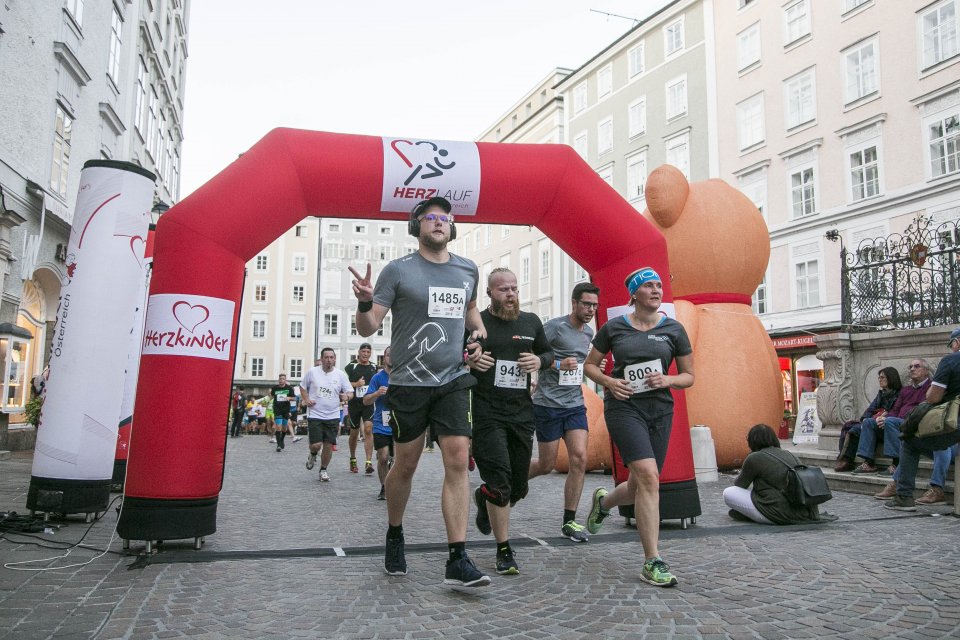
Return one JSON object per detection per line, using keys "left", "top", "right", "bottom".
{"left": 850, "top": 358, "right": 932, "bottom": 476}
{"left": 834, "top": 366, "right": 901, "bottom": 472}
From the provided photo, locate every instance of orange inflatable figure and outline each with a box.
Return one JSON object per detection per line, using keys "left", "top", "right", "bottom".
{"left": 643, "top": 165, "right": 782, "bottom": 468}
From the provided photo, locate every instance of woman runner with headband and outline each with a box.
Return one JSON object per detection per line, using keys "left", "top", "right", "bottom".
{"left": 583, "top": 267, "right": 695, "bottom": 587}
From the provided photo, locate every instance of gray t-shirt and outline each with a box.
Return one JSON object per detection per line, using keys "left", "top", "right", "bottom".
{"left": 373, "top": 252, "right": 479, "bottom": 387}
{"left": 533, "top": 315, "right": 594, "bottom": 409}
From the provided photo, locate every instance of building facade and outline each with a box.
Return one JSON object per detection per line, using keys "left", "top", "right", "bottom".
{"left": 0, "top": 1, "right": 189, "bottom": 447}
{"left": 231, "top": 217, "right": 412, "bottom": 395}
{"left": 714, "top": 0, "right": 960, "bottom": 412}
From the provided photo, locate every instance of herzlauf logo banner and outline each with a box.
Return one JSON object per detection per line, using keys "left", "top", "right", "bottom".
{"left": 381, "top": 137, "right": 481, "bottom": 215}
{"left": 142, "top": 294, "right": 235, "bottom": 360}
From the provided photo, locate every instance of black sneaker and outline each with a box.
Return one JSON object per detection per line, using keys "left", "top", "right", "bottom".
{"left": 474, "top": 487, "right": 491, "bottom": 535}
{"left": 377, "top": 486, "right": 386, "bottom": 501}
{"left": 384, "top": 535, "right": 407, "bottom": 576}
{"left": 444, "top": 553, "right": 491, "bottom": 587}
{"left": 496, "top": 548, "right": 520, "bottom": 575}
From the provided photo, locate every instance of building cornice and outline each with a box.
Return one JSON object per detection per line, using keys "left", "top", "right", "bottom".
{"left": 52, "top": 42, "right": 91, "bottom": 85}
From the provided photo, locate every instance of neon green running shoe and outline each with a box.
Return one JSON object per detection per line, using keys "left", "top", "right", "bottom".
{"left": 641, "top": 557, "right": 678, "bottom": 587}
{"left": 586, "top": 487, "right": 610, "bottom": 534}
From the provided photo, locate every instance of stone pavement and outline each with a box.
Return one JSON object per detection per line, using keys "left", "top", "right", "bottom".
{"left": 1, "top": 434, "right": 959, "bottom": 639}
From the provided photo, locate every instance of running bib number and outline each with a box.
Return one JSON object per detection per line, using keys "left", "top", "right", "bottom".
{"left": 428, "top": 287, "right": 466, "bottom": 318}
{"left": 381, "top": 410, "right": 391, "bottom": 426}
{"left": 559, "top": 363, "right": 584, "bottom": 386}
{"left": 623, "top": 360, "right": 663, "bottom": 394}
{"left": 312, "top": 386, "right": 334, "bottom": 400}
{"left": 494, "top": 360, "right": 525, "bottom": 389}
{"left": 355, "top": 385, "right": 369, "bottom": 397}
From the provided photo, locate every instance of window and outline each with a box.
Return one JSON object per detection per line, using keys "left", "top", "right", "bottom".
{"left": 789, "top": 165, "right": 817, "bottom": 218}
{"left": 135, "top": 58, "right": 147, "bottom": 135}
{"left": 293, "top": 254, "right": 306, "bottom": 273}
{"left": 379, "top": 225, "right": 393, "bottom": 236}
{"left": 66, "top": 0, "right": 83, "bottom": 25}
{"left": 377, "top": 316, "right": 391, "bottom": 338}
{"left": 629, "top": 43, "right": 645, "bottom": 78}
{"left": 665, "top": 133, "right": 690, "bottom": 179}
{"left": 295, "top": 224, "right": 308, "bottom": 237}
{"left": 254, "top": 284, "right": 267, "bottom": 302}
{"left": 844, "top": 0, "right": 871, "bottom": 12}
{"left": 784, "top": 1, "right": 811, "bottom": 45}
{"left": 252, "top": 318, "right": 266, "bottom": 339}
{"left": 784, "top": 69, "right": 816, "bottom": 129}
{"left": 795, "top": 260, "right": 820, "bottom": 308}
{"left": 539, "top": 246, "right": 550, "bottom": 278}
{"left": 626, "top": 151, "right": 647, "bottom": 202}
{"left": 520, "top": 254, "right": 530, "bottom": 285}
{"left": 350, "top": 316, "right": 359, "bottom": 336}
{"left": 573, "top": 83, "right": 587, "bottom": 113}
{"left": 50, "top": 105, "right": 72, "bottom": 197}
{"left": 324, "top": 313, "right": 339, "bottom": 335}
{"left": 327, "top": 222, "right": 341, "bottom": 233}
{"left": 844, "top": 39, "right": 878, "bottom": 103}
{"left": 501, "top": 226, "right": 511, "bottom": 239}
{"left": 485, "top": 226, "right": 493, "bottom": 245}
{"left": 254, "top": 255, "right": 268, "bottom": 271}
{"left": 664, "top": 18, "right": 685, "bottom": 56}
{"left": 250, "top": 357, "right": 264, "bottom": 378}
{"left": 739, "top": 172, "right": 767, "bottom": 221}
{"left": 350, "top": 244, "right": 365, "bottom": 260}
{"left": 598, "top": 117, "right": 613, "bottom": 155}
{"left": 292, "top": 284, "right": 304, "bottom": 303}
{"left": 736, "top": 93, "right": 765, "bottom": 150}
{"left": 377, "top": 245, "right": 396, "bottom": 261}
{"left": 737, "top": 23, "right": 761, "bottom": 70}
{"left": 597, "top": 164, "right": 613, "bottom": 186}
{"left": 598, "top": 65, "right": 613, "bottom": 100}
{"left": 575, "top": 264, "right": 588, "bottom": 281}
{"left": 928, "top": 112, "right": 960, "bottom": 178}
{"left": 665, "top": 76, "right": 687, "bottom": 120}
{"left": 322, "top": 268, "right": 341, "bottom": 295}
{"left": 752, "top": 276, "right": 768, "bottom": 315}
{"left": 289, "top": 358, "right": 303, "bottom": 379}
{"left": 573, "top": 132, "right": 588, "bottom": 159}
{"left": 147, "top": 86, "right": 158, "bottom": 157}
{"left": 628, "top": 98, "right": 646, "bottom": 138}
{"left": 108, "top": 8, "right": 122, "bottom": 84}
{"left": 849, "top": 145, "right": 880, "bottom": 201}
{"left": 354, "top": 224, "right": 367, "bottom": 234}
{"left": 921, "top": 1, "right": 959, "bottom": 69}
{"left": 289, "top": 319, "right": 303, "bottom": 340}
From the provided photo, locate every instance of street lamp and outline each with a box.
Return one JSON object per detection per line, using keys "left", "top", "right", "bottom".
{"left": 150, "top": 200, "right": 170, "bottom": 224}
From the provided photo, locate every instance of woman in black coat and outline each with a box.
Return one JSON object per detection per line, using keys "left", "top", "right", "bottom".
{"left": 834, "top": 367, "right": 902, "bottom": 472}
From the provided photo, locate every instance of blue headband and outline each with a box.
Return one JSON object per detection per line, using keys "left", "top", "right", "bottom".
{"left": 625, "top": 267, "right": 661, "bottom": 296}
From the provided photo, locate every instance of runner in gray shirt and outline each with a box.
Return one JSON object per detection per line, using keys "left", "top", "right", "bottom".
{"left": 528, "top": 282, "right": 600, "bottom": 543}
{"left": 349, "top": 196, "right": 490, "bottom": 588}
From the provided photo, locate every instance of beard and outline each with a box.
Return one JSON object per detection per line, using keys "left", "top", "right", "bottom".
{"left": 490, "top": 298, "right": 520, "bottom": 321}
{"left": 420, "top": 231, "right": 449, "bottom": 251}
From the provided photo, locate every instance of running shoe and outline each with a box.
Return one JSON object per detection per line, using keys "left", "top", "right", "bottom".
{"left": 292, "top": 436, "right": 303, "bottom": 443}
{"left": 365, "top": 461, "right": 374, "bottom": 474}
{"left": 305, "top": 453, "right": 316, "bottom": 470}
{"left": 269, "top": 438, "right": 276, "bottom": 443}
{"left": 350, "top": 458, "right": 359, "bottom": 473}
{"left": 444, "top": 553, "right": 491, "bottom": 587}
{"left": 561, "top": 520, "right": 589, "bottom": 543}
{"left": 377, "top": 486, "right": 386, "bottom": 501}
{"left": 586, "top": 487, "right": 610, "bottom": 534}
{"left": 883, "top": 495, "right": 916, "bottom": 511}
{"left": 425, "top": 445, "right": 435, "bottom": 452}
{"left": 384, "top": 534, "right": 407, "bottom": 576}
{"left": 319, "top": 469, "right": 330, "bottom": 482}
{"left": 276, "top": 446, "right": 282, "bottom": 452}
{"left": 495, "top": 548, "right": 520, "bottom": 575}
{"left": 474, "top": 487, "right": 492, "bottom": 535}
{"left": 641, "top": 557, "right": 679, "bottom": 587}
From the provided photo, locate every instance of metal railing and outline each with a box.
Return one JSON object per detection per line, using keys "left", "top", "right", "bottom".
{"left": 829, "top": 215, "right": 960, "bottom": 332}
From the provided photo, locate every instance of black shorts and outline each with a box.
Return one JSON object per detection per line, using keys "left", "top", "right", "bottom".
{"left": 347, "top": 402, "right": 374, "bottom": 428}
{"left": 386, "top": 375, "right": 476, "bottom": 444}
{"left": 373, "top": 433, "right": 394, "bottom": 456}
{"left": 472, "top": 415, "right": 535, "bottom": 506}
{"left": 256, "top": 417, "right": 266, "bottom": 425}
{"left": 308, "top": 418, "right": 339, "bottom": 445}
{"left": 604, "top": 398, "right": 673, "bottom": 469}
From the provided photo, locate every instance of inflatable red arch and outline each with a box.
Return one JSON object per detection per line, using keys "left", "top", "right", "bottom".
{"left": 117, "top": 129, "right": 700, "bottom": 543}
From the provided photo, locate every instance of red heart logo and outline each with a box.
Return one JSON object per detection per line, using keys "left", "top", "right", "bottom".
{"left": 129, "top": 236, "right": 145, "bottom": 267}
{"left": 172, "top": 302, "right": 210, "bottom": 333}
{"left": 390, "top": 139, "right": 414, "bottom": 168}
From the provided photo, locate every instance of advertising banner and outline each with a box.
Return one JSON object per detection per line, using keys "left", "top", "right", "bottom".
{"left": 380, "top": 137, "right": 480, "bottom": 215}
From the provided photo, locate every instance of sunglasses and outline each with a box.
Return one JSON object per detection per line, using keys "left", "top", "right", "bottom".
{"left": 419, "top": 213, "right": 453, "bottom": 223}
{"left": 908, "top": 364, "right": 924, "bottom": 369}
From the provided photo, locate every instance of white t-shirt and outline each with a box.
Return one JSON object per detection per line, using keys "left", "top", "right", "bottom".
{"left": 300, "top": 366, "right": 352, "bottom": 420}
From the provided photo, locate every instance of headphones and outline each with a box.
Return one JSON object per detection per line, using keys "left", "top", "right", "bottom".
{"left": 408, "top": 199, "right": 457, "bottom": 240}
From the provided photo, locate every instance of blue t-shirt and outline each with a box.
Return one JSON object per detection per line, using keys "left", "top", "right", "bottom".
{"left": 367, "top": 369, "right": 392, "bottom": 436}
{"left": 931, "top": 351, "right": 960, "bottom": 399}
